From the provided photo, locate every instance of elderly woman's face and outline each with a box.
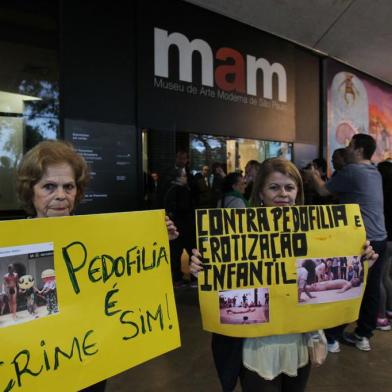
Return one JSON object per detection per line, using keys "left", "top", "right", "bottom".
{"left": 32, "top": 162, "right": 77, "bottom": 218}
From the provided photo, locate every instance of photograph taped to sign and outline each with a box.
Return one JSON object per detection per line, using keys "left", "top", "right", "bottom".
{"left": 219, "top": 288, "right": 270, "bottom": 325}
{"left": 195, "top": 204, "right": 367, "bottom": 337}
{"left": 296, "top": 255, "right": 364, "bottom": 305}
{"left": 0, "top": 242, "right": 58, "bottom": 328}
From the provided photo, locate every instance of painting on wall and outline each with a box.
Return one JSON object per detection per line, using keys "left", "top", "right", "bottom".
{"left": 325, "top": 59, "right": 392, "bottom": 175}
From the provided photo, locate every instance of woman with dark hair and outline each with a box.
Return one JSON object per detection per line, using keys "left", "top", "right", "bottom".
{"left": 297, "top": 259, "right": 319, "bottom": 303}
{"left": 218, "top": 172, "right": 248, "bottom": 208}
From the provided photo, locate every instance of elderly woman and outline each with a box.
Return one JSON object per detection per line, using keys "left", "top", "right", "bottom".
{"left": 17, "top": 140, "right": 178, "bottom": 236}
{"left": 16, "top": 140, "right": 178, "bottom": 392}
{"left": 17, "top": 140, "right": 89, "bottom": 218}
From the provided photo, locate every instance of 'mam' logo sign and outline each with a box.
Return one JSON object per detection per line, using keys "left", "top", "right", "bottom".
{"left": 154, "top": 27, "right": 287, "bottom": 102}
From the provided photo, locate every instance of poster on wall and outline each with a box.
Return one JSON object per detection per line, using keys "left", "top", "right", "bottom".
{"left": 325, "top": 59, "right": 392, "bottom": 175}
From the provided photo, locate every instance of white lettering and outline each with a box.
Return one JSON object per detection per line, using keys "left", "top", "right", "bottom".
{"left": 154, "top": 27, "right": 288, "bottom": 102}
{"left": 154, "top": 27, "right": 213, "bottom": 86}
{"left": 246, "top": 55, "right": 287, "bottom": 102}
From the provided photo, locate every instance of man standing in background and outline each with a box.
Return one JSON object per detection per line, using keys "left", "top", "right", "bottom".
{"left": 244, "top": 160, "right": 260, "bottom": 200}
{"left": 311, "top": 133, "right": 387, "bottom": 352}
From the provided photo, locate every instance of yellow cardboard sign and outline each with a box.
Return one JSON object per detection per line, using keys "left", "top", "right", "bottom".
{"left": 196, "top": 204, "right": 366, "bottom": 337}
{"left": 0, "top": 210, "right": 180, "bottom": 391}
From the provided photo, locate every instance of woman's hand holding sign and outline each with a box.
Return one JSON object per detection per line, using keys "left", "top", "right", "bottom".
{"left": 190, "top": 249, "right": 203, "bottom": 278}
{"left": 362, "top": 240, "right": 378, "bottom": 268}
{"left": 166, "top": 216, "right": 179, "bottom": 241}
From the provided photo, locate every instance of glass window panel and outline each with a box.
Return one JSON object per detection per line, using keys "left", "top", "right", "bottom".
{"left": 190, "top": 133, "right": 293, "bottom": 175}
{"left": 0, "top": 10, "right": 59, "bottom": 212}
{"left": 0, "top": 117, "right": 23, "bottom": 209}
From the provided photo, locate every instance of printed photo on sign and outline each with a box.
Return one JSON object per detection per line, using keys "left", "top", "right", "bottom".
{"left": 297, "top": 256, "right": 364, "bottom": 305}
{"left": 0, "top": 242, "right": 58, "bottom": 327}
{"left": 219, "top": 288, "right": 269, "bottom": 325}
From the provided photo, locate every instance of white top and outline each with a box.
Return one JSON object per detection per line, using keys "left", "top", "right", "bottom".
{"left": 242, "top": 334, "right": 309, "bottom": 380}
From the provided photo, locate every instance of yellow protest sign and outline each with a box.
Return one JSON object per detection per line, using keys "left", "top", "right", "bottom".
{"left": 196, "top": 204, "right": 366, "bottom": 337}
{"left": 0, "top": 210, "right": 180, "bottom": 391}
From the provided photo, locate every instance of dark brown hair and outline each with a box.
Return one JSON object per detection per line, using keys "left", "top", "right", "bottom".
{"left": 351, "top": 133, "right": 376, "bottom": 160}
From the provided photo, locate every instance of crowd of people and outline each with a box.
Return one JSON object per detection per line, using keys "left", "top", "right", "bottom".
{"left": 144, "top": 154, "right": 259, "bottom": 288}
{"left": 189, "top": 133, "right": 391, "bottom": 391}
{"left": 1, "top": 132, "right": 391, "bottom": 391}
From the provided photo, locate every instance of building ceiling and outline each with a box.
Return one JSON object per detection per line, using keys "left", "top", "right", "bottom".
{"left": 185, "top": 0, "right": 392, "bottom": 85}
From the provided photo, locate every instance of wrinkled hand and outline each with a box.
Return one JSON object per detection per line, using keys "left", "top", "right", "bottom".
{"left": 362, "top": 240, "right": 378, "bottom": 268}
{"left": 190, "top": 249, "right": 203, "bottom": 278}
{"left": 165, "top": 216, "right": 179, "bottom": 241}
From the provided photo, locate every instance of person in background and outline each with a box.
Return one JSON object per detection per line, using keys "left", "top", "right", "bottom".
{"left": 331, "top": 257, "right": 340, "bottom": 280}
{"left": 218, "top": 172, "right": 248, "bottom": 208}
{"left": 329, "top": 148, "right": 347, "bottom": 204}
{"left": 191, "top": 157, "right": 378, "bottom": 392}
{"left": 175, "top": 150, "right": 189, "bottom": 172}
{"left": 146, "top": 171, "right": 160, "bottom": 209}
{"left": 339, "top": 257, "right": 348, "bottom": 280}
{"left": 376, "top": 159, "right": 392, "bottom": 330}
{"left": 331, "top": 148, "right": 346, "bottom": 175}
{"left": 244, "top": 160, "right": 260, "bottom": 200}
{"left": 310, "top": 133, "right": 387, "bottom": 352}
{"left": 164, "top": 168, "right": 195, "bottom": 287}
{"left": 302, "top": 159, "right": 329, "bottom": 205}
{"left": 16, "top": 140, "right": 179, "bottom": 391}
{"left": 194, "top": 165, "right": 215, "bottom": 208}
{"left": 310, "top": 158, "right": 333, "bottom": 204}
{"left": 159, "top": 150, "right": 192, "bottom": 208}
{"left": 210, "top": 162, "right": 226, "bottom": 207}
{"left": 312, "top": 158, "right": 328, "bottom": 181}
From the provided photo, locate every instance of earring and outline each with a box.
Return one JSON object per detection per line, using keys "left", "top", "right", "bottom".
{"left": 258, "top": 193, "right": 264, "bottom": 206}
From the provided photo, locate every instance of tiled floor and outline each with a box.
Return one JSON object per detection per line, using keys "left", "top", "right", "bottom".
{"left": 107, "top": 287, "right": 392, "bottom": 391}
